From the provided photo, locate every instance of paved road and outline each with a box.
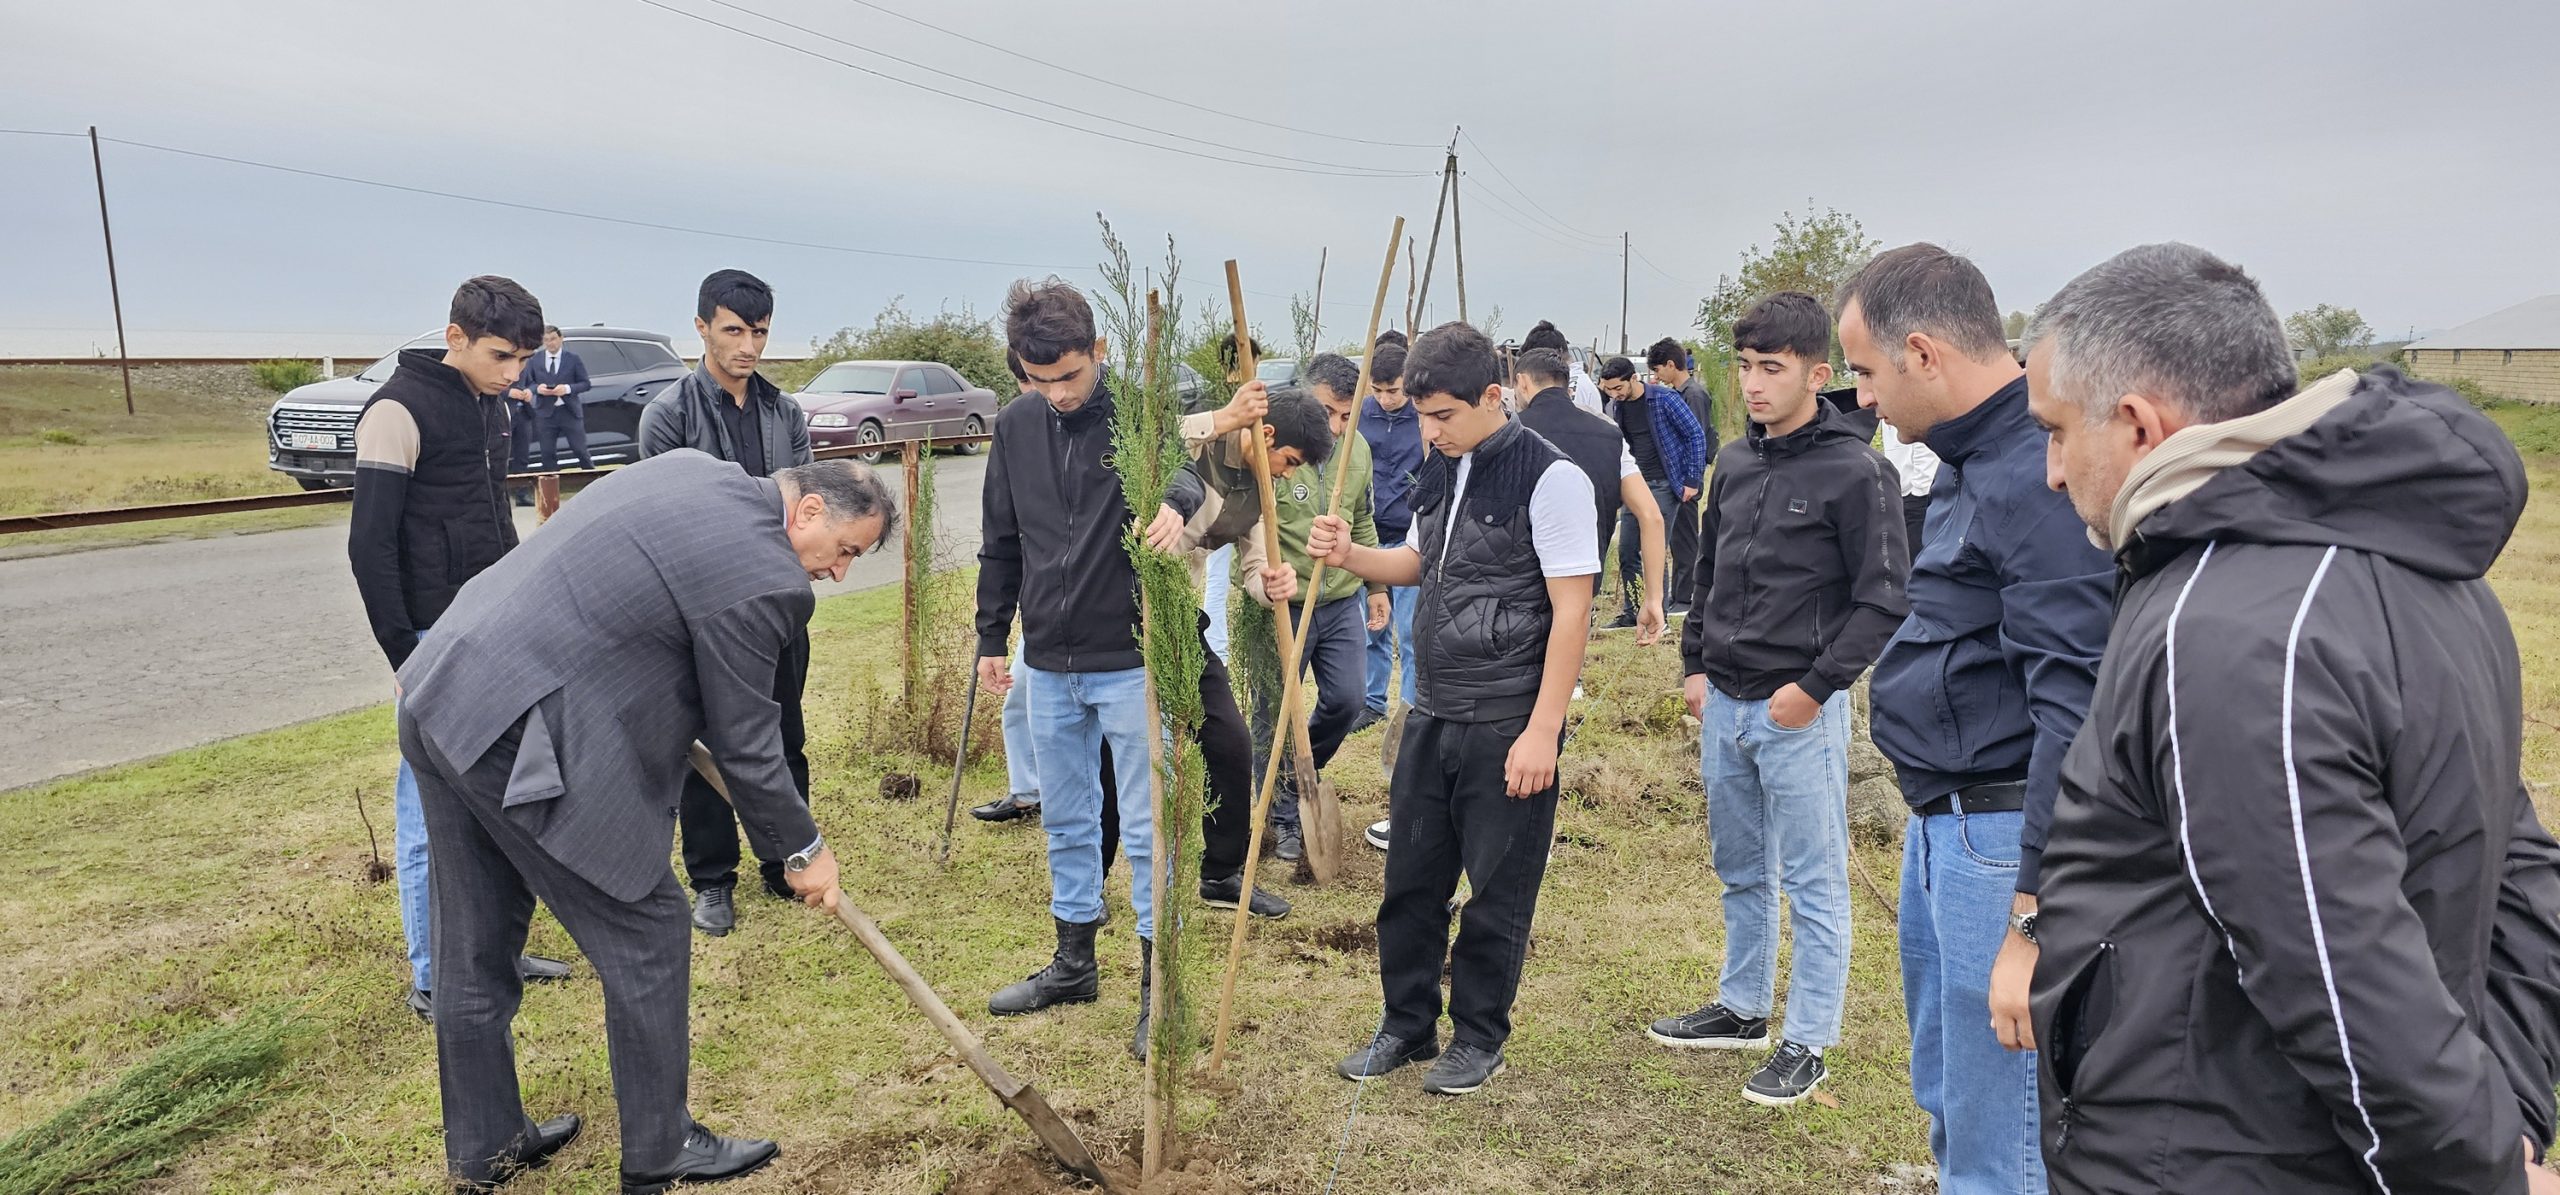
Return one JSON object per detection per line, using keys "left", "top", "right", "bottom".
{"left": 0, "top": 456, "right": 988, "bottom": 793}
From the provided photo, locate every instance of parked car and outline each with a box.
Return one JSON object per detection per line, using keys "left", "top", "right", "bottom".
{"left": 794, "top": 359, "right": 999, "bottom": 464}
{"left": 265, "top": 326, "right": 688, "bottom": 489}
{"left": 1256, "top": 358, "right": 1300, "bottom": 387}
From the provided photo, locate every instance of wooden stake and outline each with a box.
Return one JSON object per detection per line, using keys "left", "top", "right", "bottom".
{"left": 901, "top": 439, "right": 922, "bottom": 706}
{"left": 1311, "top": 247, "right": 1327, "bottom": 350}
{"left": 1208, "top": 217, "right": 1404, "bottom": 1073}
{"left": 1137, "top": 290, "right": 1174, "bottom": 1180}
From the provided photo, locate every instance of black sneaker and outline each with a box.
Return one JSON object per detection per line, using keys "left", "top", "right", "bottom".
{"left": 1364, "top": 819, "right": 1391, "bottom": 851}
{"left": 970, "top": 795, "right": 1040, "bottom": 823}
{"left": 1348, "top": 707, "right": 1383, "bottom": 736}
{"left": 1199, "top": 872, "right": 1290, "bottom": 919}
{"left": 1421, "top": 1041, "right": 1507, "bottom": 1095}
{"left": 1336, "top": 1030, "right": 1439, "bottom": 1081}
{"left": 1645, "top": 1001, "right": 1769, "bottom": 1050}
{"left": 1742, "top": 1041, "right": 1828, "bottom": 1107}
{"left": 1604, "top": 607, "right": 1640, "bottom": 630}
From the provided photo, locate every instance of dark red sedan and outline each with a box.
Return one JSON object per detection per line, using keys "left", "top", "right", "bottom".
{"left": 793, "top": 359, "right": 999, "bottom": 463}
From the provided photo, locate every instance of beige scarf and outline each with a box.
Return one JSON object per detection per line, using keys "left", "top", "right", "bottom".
{"left": 2094, "top": 369, "right": 2362, "bottom": 551}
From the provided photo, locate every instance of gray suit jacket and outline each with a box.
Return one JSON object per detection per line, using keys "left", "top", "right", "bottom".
{"left": 399, "top": 448, "right": 822, "bottom": 902}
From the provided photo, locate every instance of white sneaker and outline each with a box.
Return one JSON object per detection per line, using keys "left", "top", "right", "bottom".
{"left": 1364, "top": 819, "right": 1391, "bottom": 851}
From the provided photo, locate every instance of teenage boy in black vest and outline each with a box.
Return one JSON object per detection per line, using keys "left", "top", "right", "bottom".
{"left": 1308, "top": 322, "right": 1599, "bottom": 1096}
{"left": 1513, "top": 347, "right": 1667, "bottom": 645}
{"left": 350, "top": 275, "right": 573, "bottom": 1023}
{"left": 1648, "top": 291, "right": 1910, "bottom": 1107}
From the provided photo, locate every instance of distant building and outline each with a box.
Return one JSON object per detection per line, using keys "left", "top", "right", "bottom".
{"left": 2404, "top": 295, "right": 2560, "bottom": 404}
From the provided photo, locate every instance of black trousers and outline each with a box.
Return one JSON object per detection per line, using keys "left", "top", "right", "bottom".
{"left": 1099, "top": 625, "right": 1255, "bottom": 882}
{"left": 1668, "top": 489, "right": 1702, "bottom": 605}
{"left": 679, "top": 625, "right": 810, "bottom": 895}
{"left": 1902, "top": 492, "right": 1931, "bottom": 560}
{"left": 506, "top": 400, "right": 536, "bottom": 495}
{"left": 1246, "top": 595, "right": 1366, "bottom": 830}
{"left": 1376, "top": 712, "right": 1559, "bottom": 1051}
{"left": 402, "top": 710, "right": 693, "bottom": 1180}
{"left": 533, "top": 400, "right": 594, "bottom": 470}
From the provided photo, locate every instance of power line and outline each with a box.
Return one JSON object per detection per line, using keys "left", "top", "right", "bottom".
{"left": 1629, "top": 244, "right": 1704, "bottom": 290}
{"left": 636, "top": 0, "right": 1432, "bottom": 180}
{"left": 828, "top": 0, "right": 1442, "bottom": 151}
{"left": 0, "top": 128, "right": 84, "bottom": 139}
{"left": 1458, "top": 177, "right": 1616, "bottom": 261}
{"left": 690, "top": 0, "right": 1418, "bottom": 176}
{"left": 1456, "top": 130, "right": 1617, "bottom": 244}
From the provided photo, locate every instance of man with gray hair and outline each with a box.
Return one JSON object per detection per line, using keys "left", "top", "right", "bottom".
{"left": 1840, "top": 243, "right": 2113, "bottom": 1193}
{"left": 2025, "top": 242, "right": 2560, "bottom": 1192}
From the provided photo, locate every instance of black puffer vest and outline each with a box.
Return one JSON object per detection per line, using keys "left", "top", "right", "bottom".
{"left": 365, "top": 350, "right": 518, "bottom": 630}
{"left": 1517, "top": 386, "right": 1624, "bottom": 551}
{"left": 1409, "top": 420, "right": 1565, "bottom": 723}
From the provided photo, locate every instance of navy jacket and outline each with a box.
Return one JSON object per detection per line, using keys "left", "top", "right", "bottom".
{"left": 522, "top": 348, "right": 591, "bottom": 410}
{"left": 1359, "top": 393, "right": 1426, "bottom": 543}
{"left": 1867, "top": 376, "right": 2112, "bottom": 893}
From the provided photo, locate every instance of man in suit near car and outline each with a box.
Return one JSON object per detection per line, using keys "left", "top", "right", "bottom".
{"left": 521, "top": 325, "right": 594, "bottom": 471}
{"left": 397, "top": 448, "right": 895, "bottom": 1193}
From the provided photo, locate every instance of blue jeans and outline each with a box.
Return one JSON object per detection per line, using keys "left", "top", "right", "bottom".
{"left": 1250, "top": 595, "right": 1369, "bottom": 829}
{"left": 1364, "top": 578, "right": 1417, "bottom": 714}
{"left": 1019, "top": 664, "right": 1159, "bottom": 938}
{"left": 1902, "top": 808, "right": 2044, "bottom": 1194}
{"left": 1002, "top": 653, "right": 1039, "bottom": 803}
{"left": 1701, "top": 686, "right": 1852, "bottom": 1048}
{"left": 1202, "top": 544, "right": 1234, "bottom": 659}
{"left": 394, "top": 630, "right": 432, "bottom": 992}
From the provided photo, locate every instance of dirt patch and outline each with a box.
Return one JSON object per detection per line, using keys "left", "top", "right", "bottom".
{"left": 947, "top": 1142, "right": 1252, "bottom": 1195}
{"left": 879, "top": 772, "right": 922, "bottom": 801}
{"left": 1285, "top": 920, "right": 1377, "bottom": 957}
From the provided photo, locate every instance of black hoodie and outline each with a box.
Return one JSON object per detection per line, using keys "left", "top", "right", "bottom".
{"left": 1680, "top": 396, "right": 1910, "bottom": 703}
{"left": 2033, "top": 368, "right": 2556, "bottom": 1193}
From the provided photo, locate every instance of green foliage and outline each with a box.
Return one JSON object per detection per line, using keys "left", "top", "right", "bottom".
{"left": 2451, "top": 376, "right": 2513, "bottom": 408}
{"left": 37, "top": 427, "right": 84, "bottom": 446}
{"left": 1693, "top": 203, "right": 1879, "bottom": 354}
{"left": 778, "top": 300, "right": 1011, "bottom": 397}
{"left": 2298, "top": 353, "right": 2380, "bottom": 383}
{"left": 249, "top": 359, "right": 322, "bottom": 394}
{"left": 1289, "top": 291, "right": 1319, "bottom": 367}
{"left": 2482, "top": 396, "right": 2560, "bottom": 456}
{"left": 0, "top": 1004, "right": 300, "bottom": 1194}
{"left": 2003, "top": 310, "right": 2030, "bottom": 341}
{"left": 2285, "top": 303, "right": 2373, "bottom": 359}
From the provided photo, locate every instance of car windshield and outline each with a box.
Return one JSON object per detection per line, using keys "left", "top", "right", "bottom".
{"left": 804, "top": 363, "right": 895, "bottom": 394}
{"left": 356, "top": 339, "right": 442, "bottom": 383}
{"left": 1256, "top": 360, "right": 1295, "bottom": 382}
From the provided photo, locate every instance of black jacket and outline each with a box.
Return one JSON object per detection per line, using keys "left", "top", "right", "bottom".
{"left": 348, "top": 350, "right": 518, "bottom": 668}
{"left": 1408, "top": 419, "right": 1568, "bottom": 723}
{"left": 2033, "top": 369, "right": 2546, "bottom": 1193}
{"left": 1680, "top": 398, "right": 1909, "bottom": 703}
{"left": 1517, "top": 386, "right": 1625, "bottom": 553}
{"left": 636, "top": 366, "right": 812, "bottom": 476}
{"left": 975, "top": 383, "right": 1196, "bottom": 673}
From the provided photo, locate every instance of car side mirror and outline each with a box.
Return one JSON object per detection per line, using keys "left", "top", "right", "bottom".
{"left": 893, "top": 389, "right": 918, "bottom": 401}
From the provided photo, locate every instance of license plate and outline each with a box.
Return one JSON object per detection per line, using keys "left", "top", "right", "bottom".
{"left": 288, "top": 432, "right": 336, "bottom": 450}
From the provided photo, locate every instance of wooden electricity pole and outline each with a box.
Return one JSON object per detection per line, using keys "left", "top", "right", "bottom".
{"left": 88, "top": 127, "right": 135, "bottom": 417}
{"left": 1451, "top": 134, "right": 1468, "bottom": 326}
{"left": 1412, "top": 129, "right": 1457, "bottom": 324}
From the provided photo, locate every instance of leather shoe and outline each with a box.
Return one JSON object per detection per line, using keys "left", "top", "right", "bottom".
{"left": 970, "top": 794, "right": 1041, "bottom": 823}
{"left": 692, "top": 886, "right": 736, "bottom": 937}
{"left": 453, "top": 1112, "right": 581, "bottom": 1192}
{"left": 620, "top": 1121, "right": 778, "bottom": 1194}
{"left": 517, "top": 955, "right": 571, "bottom": 983}
{"left": 407, "top": 987, "right": 434, "bottom": 1024}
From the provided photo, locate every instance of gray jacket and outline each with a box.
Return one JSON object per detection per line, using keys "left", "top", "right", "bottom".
{"left": 397, "top": 449, "right": 821, "bottom": 903}
{"left": 635, "top": 366, "right": 812, "bottom": 475}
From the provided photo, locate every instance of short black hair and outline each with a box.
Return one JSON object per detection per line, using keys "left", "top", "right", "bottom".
{"left": 1374, "top": 328, "right": 1409, "bottom": 349}
{"left": 1598, "top": 355, "right": 1639, "bottom": 382}
{"left": 1404, "top": 321, "right": 1501, "bottom": 406}
{"left": 542, "top": 324, "right": 562, "bottom": 338}
{"left": 1833, "top": 242, "right": 2009, "bottom": 365}
{"left": 1214, "top": 334, "right": 1269, "bottom": 380}
{"left": 1304, "top": 352, "right": 1360, "bottom": 403}
{"left": 698, "top": 269, "right": 774, "bottom": 325}
{"left": 1004, "top": 345, "right": 1027, "bottom": 382}
{"left": 450, "top": 276, "right": 544, "bottom": 350}
{"left": 1733, "top": 291, "right": 1832, "bottom": 363}
{"left": 1263, "top": 385, "right": 1337, "bottom": 468}
{"left": 1514, "top": 348, "right": 1569, "bottom": 389}
{"left": 1003, "top": 277, "right": 1097, "bottom": 366}
{"left": 1519, "top": 319, "right": 1569, "bottom": 354}
{"left": 1645, "top": 337, "right": 1686, "bottom": 370}
{"left": 1369, "top": 341, "right": 1407, "bottom": 385}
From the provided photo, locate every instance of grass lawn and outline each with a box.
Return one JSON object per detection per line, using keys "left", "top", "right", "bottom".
{"left": 7, "top": 403, "right": 2560, "bottom": 1193}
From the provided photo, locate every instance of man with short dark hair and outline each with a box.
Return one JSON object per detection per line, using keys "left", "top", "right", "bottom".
{"left": 1521, "top": 320, "right": 1604, "bottom": 416}
{"left": 1839, "top": 242, "right": 2112, "bottom": 1193}
{"left": 1648, "top": 336, "right": 1716, "bottom": 613}
{"left": 351, "top": 275, "right": 572, "bottom": 1024}
{"left": 1311, "top": 321, "right": 1599, "bottom": 1097}
{"left": 2027, "top": 242, "right": 2560, "bottom": 1193}
{"left": 1515, "top": 347, "right": 1665, "bottom": 643}
{"left": 521, "top": 325, "right": 594, "bottom": 471}
{"left": 637, "top": 269, "right": 817, "bottom": 938}
{"left": 1358, "top": 341, "right": 1422, "bottom": 745}
{"left": 1647, "top": 292, "right": 1908, "bottom": 1108}
{"left": 1595, "top": 356, "right": 1707, "bottom": 629}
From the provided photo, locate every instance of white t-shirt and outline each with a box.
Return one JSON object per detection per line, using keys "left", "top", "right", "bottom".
{"left": 1423, "top": 454, "right": 1602, "bottom": 577}
{"left": 1566, "top": 361, "right": 1606, "bottom": 418}
{"left": 1880, "top": 423, "right": 1942, "bottom": 497}
{"left": 1618, "top": 443, "right": 1642, "bottom": 480}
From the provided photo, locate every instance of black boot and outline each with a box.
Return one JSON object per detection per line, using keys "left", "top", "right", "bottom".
{"left": 988, "top": 916, "right": 1101, "bottom": 1015}
{"left": 1129, "top": 936, "right": 1154, "bottom": 1061}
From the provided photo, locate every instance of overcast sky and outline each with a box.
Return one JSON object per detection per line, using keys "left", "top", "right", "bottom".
{"left": 5, "top": 0, "right": 2555, "bottom": 360}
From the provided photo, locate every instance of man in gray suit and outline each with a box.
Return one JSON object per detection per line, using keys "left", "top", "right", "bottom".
{"left": 397, "top": 448, "right": 895, "bottom": 1193}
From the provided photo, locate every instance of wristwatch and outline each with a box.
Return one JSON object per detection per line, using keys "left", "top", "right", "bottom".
{"left": 785, "top": 835, "right": 826, "bottom": 873}
{"left": 2011, "top": 910, "right": 2040, "bottom": 944}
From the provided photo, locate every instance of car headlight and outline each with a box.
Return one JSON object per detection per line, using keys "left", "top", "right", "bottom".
{"left": 809, "top": 413, "right": 849, "bottom": 428}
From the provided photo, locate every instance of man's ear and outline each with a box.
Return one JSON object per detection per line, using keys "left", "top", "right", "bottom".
{"left": 1092, "top": 335, "right": 1109, "bottom": 362}
{"left": 1808, "top": 361, "right": 1834, "bottom": 392}
{"left": 2121, "top": 392, "right": 2185, "bottom": 449}
{"left": 1905, "top": 332, "right": 1942, "bottom": 379}
{"left": 694, "top": 316, "right": 711, "bottom": 343}
{"left": 445, "top": 324, "right": 469, "bottom": 354}
{"left": 1480, "top": 382, "right": 1505, "bottom": 407}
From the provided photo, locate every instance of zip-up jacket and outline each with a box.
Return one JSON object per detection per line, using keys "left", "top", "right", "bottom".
{"left": 1360, "top": 393, "right": 1425, "bottom": 543}
{"left": 349, "top": 349, "right": 519, "bottom": 668}
{"left": 2033, "top": 368, "right": 2544, "bottom": 1193}
{"left": 1680, "top": 398, "right": 1909, "bottom": 703}
{"left": 635, "top": 365, "right": 812, "bottom": 476}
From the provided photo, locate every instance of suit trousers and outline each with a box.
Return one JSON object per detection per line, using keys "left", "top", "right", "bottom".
{"left": 534, "top": 399, "right": 594, "bottom": 470}
{"left": 679, "top": 625, "right": 811, "bottom": 895}
{"left": 506, "top": 400, "right": 536, "bottom": 496}
{"left": 401, "top": 708, "right": 693, "bottom": 1181}
{"left": 1376, "top": 712, "right": 1560, "bottom": 1051}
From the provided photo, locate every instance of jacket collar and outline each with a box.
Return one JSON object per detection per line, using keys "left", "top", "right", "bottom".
{"left": 1746, "top": 392, "right": 1840, "bottom": 457}
{"left": 1362, "top": 393, "right": 1415, "bottom": 424}
{"left": 2100, "top": 367, "right": 2363, "bottom": 554}
{"left": 1522, "top": 386, "right": 1576, "bottom": 414}
{"left": 396, "top": 348, "right": 482, "bottom": 401}
{"left": 687, "top": 363, "right": 785, "bottom": 411}
{"left": 1920, "top": 374, "right": 2030, "bottom": 464}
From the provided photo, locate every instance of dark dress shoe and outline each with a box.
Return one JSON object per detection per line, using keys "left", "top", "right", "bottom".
{"left": 620, "top": 1121, "right": 778, "bottom": 1194}
{"left": 454, "top": 1113, "right": 582, "bottom": 1191}
{"left": 970, "top": 795, "right": 1041, "bottom": 823}
{"left": 517, "top": 955, "right": 572, "bottom": 983}
{"left": 408, "top": 987, "right": 434, "bottom": 1024}
{"left": 692, "top": 886, "right": 736, "bottom": 937}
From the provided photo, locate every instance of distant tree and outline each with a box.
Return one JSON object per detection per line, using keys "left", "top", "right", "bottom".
{"left": 2003, "top": 310, "right": 2030, "bottom": 341}
{"left": 2284, "top": 304, "right": 2373, "bottom": 359}
{"left": 782, "top": 300, "right": 1011, "bottom": 396}
{"left": 1693, "top": 202, "right": 1880, "bottom": 352}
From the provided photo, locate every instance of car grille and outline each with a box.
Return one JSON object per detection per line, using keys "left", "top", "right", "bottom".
{"left": 271, "top": 404, "right": 360, "bottom": 452}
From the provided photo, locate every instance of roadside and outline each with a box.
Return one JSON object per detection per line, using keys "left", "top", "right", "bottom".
{"left": 0, "top": 363, "right": 311, "bottom": 556}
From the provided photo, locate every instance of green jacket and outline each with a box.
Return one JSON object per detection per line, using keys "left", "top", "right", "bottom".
{"left": 1241, "top": 431, "right": 1384, "bottom": 605}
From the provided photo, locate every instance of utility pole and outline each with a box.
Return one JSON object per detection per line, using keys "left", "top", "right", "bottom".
{"left": 89, "top": 127, "right": 135, "bottom": 416}
{"left": 1450, "top": 129, "right": 1468, "bottom": 325}
{"left": 1412, "top": 127, "right": 1457, "bottom": 322}
{"left": 1311, "top": 247, "right": 1327, "bottom": 349}
{"left": 1620, "top": 232, "right": 1630, "bottom": 356}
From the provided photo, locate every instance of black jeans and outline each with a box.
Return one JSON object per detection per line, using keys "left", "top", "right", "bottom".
{"left": 1668, "top": 488, "right": 1701, "bottom": 605}
{"left": 1376, "top": 712, "right": 1560, "bottom": 1051}
{"left": 1099, "top": 623, "right": 1255, "bottom": 882}
{"left": 533, "top": 400, "right": 594, "bottom": 470}
{"left": 1247, "top": 594, "right": 1367, "bottom": 830}
{"left": 678, "top": 625, "right": 810, "bottom": 894}
{"left": 506, "top": 400, "right": 536, "bottom": 496}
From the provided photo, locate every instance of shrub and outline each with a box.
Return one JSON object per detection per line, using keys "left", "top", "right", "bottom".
{"left": 250, "top": 360, "right": 323, "bottom": 393}
{"left": 2445, "top": 376, "right": 2508, "bottom": 408}
{"left": 780, "top": 300, "right": 1011, "bottom": 397}
{"left": 2297, "top": 353, "right": 2379, "bottom": 383}
{"left": 38, "top": 428, "right": 84, "bottom": 446}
